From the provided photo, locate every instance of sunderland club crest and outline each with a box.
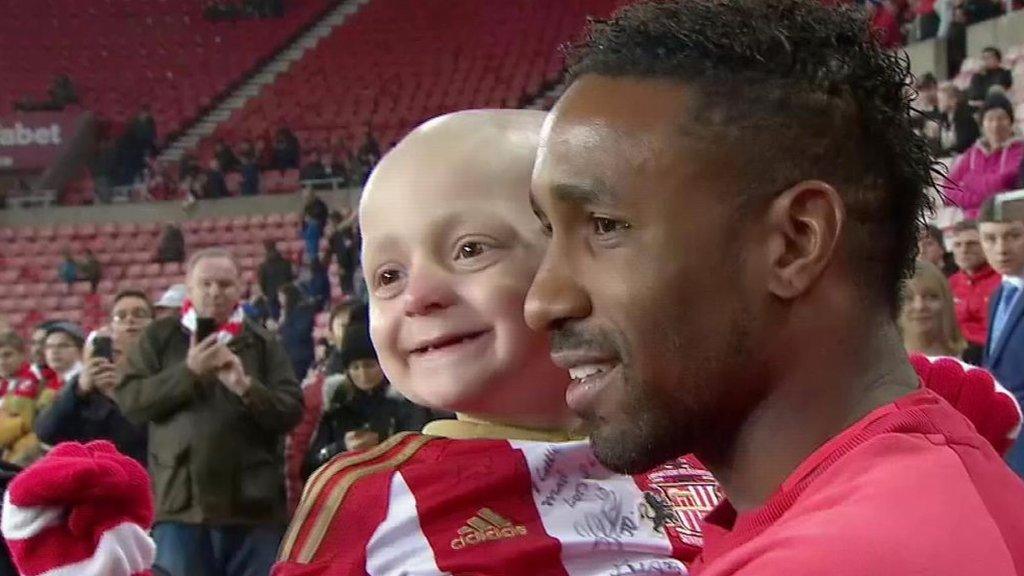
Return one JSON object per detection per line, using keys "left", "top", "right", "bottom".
{"left": 639, "top": 459, "right": 721, "bottom": 547}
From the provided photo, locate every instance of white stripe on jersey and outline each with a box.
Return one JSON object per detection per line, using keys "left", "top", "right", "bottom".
{"left": 509, "top": 440, "right": 689, "bottom": 576}
{"left": 366, "top": 472, "right": 450, "bottom": 576}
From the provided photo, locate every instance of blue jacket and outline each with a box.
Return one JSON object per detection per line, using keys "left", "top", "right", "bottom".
{"left": 983, "top": 282, "right": 1024, "bottom": 476}
{"left": 278, "top": 302, "right": 316, "bottom": 379}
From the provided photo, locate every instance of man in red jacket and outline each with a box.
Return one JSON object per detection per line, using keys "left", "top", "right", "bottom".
{"left": 949, "top": 220, "right": 1002, "bottom": 364}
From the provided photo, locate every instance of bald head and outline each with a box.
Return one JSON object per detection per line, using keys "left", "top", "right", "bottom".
{"left": 361, "top": 109, "right": 548, "bottom": 260}
{"left": 362, "top": 109, "right": 546, "bottom": 215}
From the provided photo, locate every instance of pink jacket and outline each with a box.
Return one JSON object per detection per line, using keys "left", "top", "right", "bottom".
{"left": 946, "top": 138, "right": 1024, "bottom": 218}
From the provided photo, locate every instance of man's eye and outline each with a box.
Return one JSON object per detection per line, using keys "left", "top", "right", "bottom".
{"left": 454, "top": 241, "right": 490, "bottom": 260}
{"left": 592, "top": 216, "right": 630, "bottom": 235}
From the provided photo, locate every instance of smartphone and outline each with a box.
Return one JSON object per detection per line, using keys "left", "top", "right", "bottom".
{"left": 195, "top": 317, "right": 218, "bottom": 343}
{"left": 92, "top": 336, "right": 114, "bottom": 362}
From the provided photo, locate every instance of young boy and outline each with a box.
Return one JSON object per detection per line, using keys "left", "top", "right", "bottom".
{"left": 277, "top": 110, "right": 1020, "bottom": 575}
{"left": 0, "top": 330, "right": 45, "bottom": 465}
{"left": 276, "top": 110, "right": 715, "bottom": 575}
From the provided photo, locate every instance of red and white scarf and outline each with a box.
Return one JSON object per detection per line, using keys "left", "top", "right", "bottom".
{"left": 180, "top": 299, "right": 245, "bottom": 344}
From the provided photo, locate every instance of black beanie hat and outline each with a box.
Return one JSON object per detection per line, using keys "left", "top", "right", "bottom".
{"left": 981, "top": 94, "right": 1014, "bottom": 123}
{"left": 340, "top": 322, "right": 377, "bottom": 369}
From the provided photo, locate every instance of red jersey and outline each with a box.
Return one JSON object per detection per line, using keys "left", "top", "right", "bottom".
{"left": 949, "top": 264, "right": 1001, "bottom": 346}
{"left": 275, "top": 422, "right": 721, "bottom": 576}
{"left": 692, "top": 388, "right": 1024, "bottom": 575}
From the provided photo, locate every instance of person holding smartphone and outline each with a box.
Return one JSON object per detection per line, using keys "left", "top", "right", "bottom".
{"left": 35, "top": 290, "right": 154, "bottom": 465}
{"left": 116, "top": 247, "right": 303, "bottom": 576}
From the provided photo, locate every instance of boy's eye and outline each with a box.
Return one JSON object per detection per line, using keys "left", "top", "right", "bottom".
{"left": 377, "top": 269, "right": 402, "bottom": 286}
{"left": 454, "top": 241, "right": 491, "bottom": 260}
{"left": 592, "top": 216, "right": 630, "bottom": 235}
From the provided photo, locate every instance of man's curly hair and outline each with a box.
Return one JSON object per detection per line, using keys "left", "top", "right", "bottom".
{"left": 566, "top": 0, "right": 938, "bottom": 315}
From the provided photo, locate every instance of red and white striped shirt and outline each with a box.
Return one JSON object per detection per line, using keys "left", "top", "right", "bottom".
{"left": 275, "top": 421, "right": 722, "bottom": 576}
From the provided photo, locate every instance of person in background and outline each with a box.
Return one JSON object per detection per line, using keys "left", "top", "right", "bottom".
{"left": 300, "top": 255, "right": 331, "bottom": 311}
{"left": 900, "top": 260, "right": 968, "bottom": 357}
{"left": 277, "top": 283, "right": 317, "bottom": 381}
{"left": 282, "top": 301, "right": 363, "bottom": 514}
{"left": 949, "top": 219, "right": 1002, "bottom": 364}
{"left": 40, "top": 322, "right": 85, "bottom": 406}
{"left": 28, "top": 322, "right": 57, "bottom": 385}
{"left": 240, "top": 151, "right": 261, "bottom": 197}
{"left": 154, "top": 224, "right": 185, "bottom": 264}
{"left": 912, "top": 73, "right": 942, "bottom": 130}
{"left": 934, "top": 84, "right": 980, "bottom": 155}
{"left": 0, "top": 330, "right": 46, "bottom": 466}
{"left": 967, "top": 46, "right": 1014, "bottom": 107}
{"left": 980, "top": 198, "right": 1024, "bottom": 477}
{"left": 947, "top": 95, "right": 1023, "bottom": 218}
{"left": 258, "top": 240, "right": 294, "bottom": 319}
{"left": 116, "top": 247, "right": 303, "bottom": 576}
{"left": 153, "top": 284, "right": 186, "bottom": 320}
{"left": 35, "top": 291, "right": 153, "bottom": 465}
{"left": 918, "top": 224, "right": 958, "bottom": 276}
{"left": 213, "top": 140, "right": 240, "bottom": 173}
{"left": 58, "top": 249, "right": 78, "bottom": 291}
{"left": 242, "top": 283, "right": 272, "bottom": 327}
{"left": 326, "top": 209, "right": 359, "bottom": 296}
{"left": 273, "top": 127, "right": 301, "bottom": 171}
{"left": 300, "top": 188, "right": 329, "bottom": 265}
{"left": 78, "top": 249, "right": 102, "bottom": 294}
{"left": 303, "top": 322, "right": 436, "bottom": 479}
{"left": 201, "top": 159, "right": 229, "bottom": 199}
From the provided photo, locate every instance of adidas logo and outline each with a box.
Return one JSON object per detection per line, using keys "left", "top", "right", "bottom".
{"left": 450, "top": 508, "right": 528, "bottom": 550}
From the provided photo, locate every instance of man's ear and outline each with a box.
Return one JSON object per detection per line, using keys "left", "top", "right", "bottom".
{"left": 763, "top": 180, "right": 845, "bottom": 300}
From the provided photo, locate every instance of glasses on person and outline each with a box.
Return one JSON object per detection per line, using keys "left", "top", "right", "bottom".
{"left": 112, "top": 308, "right": 153, "bottom": 323}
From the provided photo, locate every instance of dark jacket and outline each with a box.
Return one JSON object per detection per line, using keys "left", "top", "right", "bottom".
{"left": 303, "top": 382, "right": 435, "bottom": 478}
{"left": 115, "top": 316, "right": 303, "bottom": 525}
{"left": 35, "top": 377, "right": 147, "bottom": 465}
{"left": 944, "top": 103, "right": 981, "bottom": 155}
{"left": 968, "top": 68, "right": 1013, "bottom": 103}
{"left": 278, "top": 302, "right": 317, "bottom": 381}
{"left": 258, "top": 253, "right": 294, "bottom": 300}
{"left": 156, "top": 226, "right": 185, "bottom": 264}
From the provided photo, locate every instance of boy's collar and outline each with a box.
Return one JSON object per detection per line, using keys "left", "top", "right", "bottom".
{"left": 422, "top": 415, "right": 583, "bottom": 443}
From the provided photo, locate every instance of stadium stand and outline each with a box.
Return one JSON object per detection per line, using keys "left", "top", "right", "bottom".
{"left": 0, "top": 0, "right": 333, "bottom": 137}
{"left": 200, "top": 0, "right": 623, "bottom": 157}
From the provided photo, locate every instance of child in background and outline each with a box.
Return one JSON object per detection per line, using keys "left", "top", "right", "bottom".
{"left": 0, "top": 330, "right": 45, "bottom": 466}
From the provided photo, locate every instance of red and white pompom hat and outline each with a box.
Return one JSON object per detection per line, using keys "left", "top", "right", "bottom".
{"left": 911, "top": 354, "right": 1023, "bottom": 456}
{"left": 1, "top": 441, "right": 155, "bottom": 576}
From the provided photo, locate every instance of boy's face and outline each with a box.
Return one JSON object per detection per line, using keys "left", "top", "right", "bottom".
{"left": 0, "top": 346, "right": 23, "bottom": 378}
{"left": 361, "top": 132, "right": 574, "bottom": 429}
{"left": 44, "top": 332, "right": 81, "bottom": 374}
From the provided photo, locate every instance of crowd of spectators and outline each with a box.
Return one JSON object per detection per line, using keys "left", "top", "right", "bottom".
{"left": 909, "top": 46, "right": 1024, "bottom": 218}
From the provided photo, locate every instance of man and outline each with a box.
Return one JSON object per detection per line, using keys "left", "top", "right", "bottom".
{"left": 980, "top": 198, "right": 1024, "bottom": 478}
{"left": 524, "top": 1, "right": 1024, "bottom": 574}
{"left": 36, "top": 290, "right": 154, "bottom": 464}
{"left": 918, "top": 224, "right": 958, "bottom": 276}
{"left": 968, "top": 46, "right": 1013, "bottom": 107}
{"left": 116, "top": 247, "right": 303, "bottom": 576}
{"left": 949, "top": 220, "right": 1001, "bottom": 364}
